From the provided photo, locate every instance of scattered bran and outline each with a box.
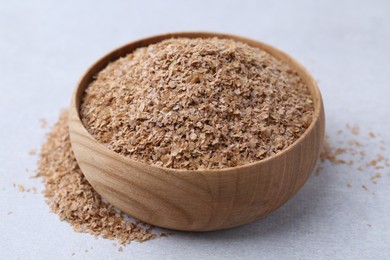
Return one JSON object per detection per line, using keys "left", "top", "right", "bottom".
{"left": 36, "top": 111, "right": 166, "bottom": 245}
{"left": 317, "top": 125, "right": 389, "bottom": 188}
{"left": 17, "top": 184, "right": 25, "bottom": 192}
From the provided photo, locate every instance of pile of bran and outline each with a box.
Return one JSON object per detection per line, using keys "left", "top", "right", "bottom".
{"left": 81, "top": 37, "right": 314, "bottom": 170}
{"left": 36, "top": 111, "right": 165, "bottom": 244}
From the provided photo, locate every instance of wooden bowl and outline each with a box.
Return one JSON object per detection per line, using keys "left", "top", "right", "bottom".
{"left": 69, "top": 32, "right": 325, "bottom": 231}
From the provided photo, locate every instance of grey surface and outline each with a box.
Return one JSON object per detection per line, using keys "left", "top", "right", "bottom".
{"left": 1, "top": 0, "right": 390, "bottom": 259}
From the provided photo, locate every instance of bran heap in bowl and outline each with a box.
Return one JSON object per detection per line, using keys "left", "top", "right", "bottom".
{"left": 80, "top": 37, "right": 314, "bottom": 170}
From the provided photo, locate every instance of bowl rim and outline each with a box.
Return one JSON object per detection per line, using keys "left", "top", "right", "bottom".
{"left": 70, "top": 31, "right": 324, "bottom": 174}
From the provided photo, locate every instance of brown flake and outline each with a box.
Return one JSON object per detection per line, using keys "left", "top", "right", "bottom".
{"left": 316, "top": 130, "right": 390, "bottom": 189}
{"left": 17, "top": 184, "right": 25, "bottom": 192}
{"left": 376, "top": 154, "right": 384, "bottom": 162}
{"left": 369, "top": 160, "right": 377, "bottom": 167}
{"left": 346, "top": 124, "right": 360, "bottom": 135}
{"left": 335, "top": 148, "right": 346, "bottom": 155}
{"left": 370, "top": 173, "right": 381, "bottom": 184}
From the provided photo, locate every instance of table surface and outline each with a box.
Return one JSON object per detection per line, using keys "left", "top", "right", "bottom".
{"left": 1, "top": 0, "right": 389, "bottom": 259}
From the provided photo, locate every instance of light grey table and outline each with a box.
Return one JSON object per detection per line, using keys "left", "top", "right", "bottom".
{"left": 1, "top": 0, "right": 389, "bottom": 259}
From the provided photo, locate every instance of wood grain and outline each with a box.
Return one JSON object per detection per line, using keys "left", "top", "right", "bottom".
{"left": 69, "top": 32, "right": 325, "bottom": 231}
